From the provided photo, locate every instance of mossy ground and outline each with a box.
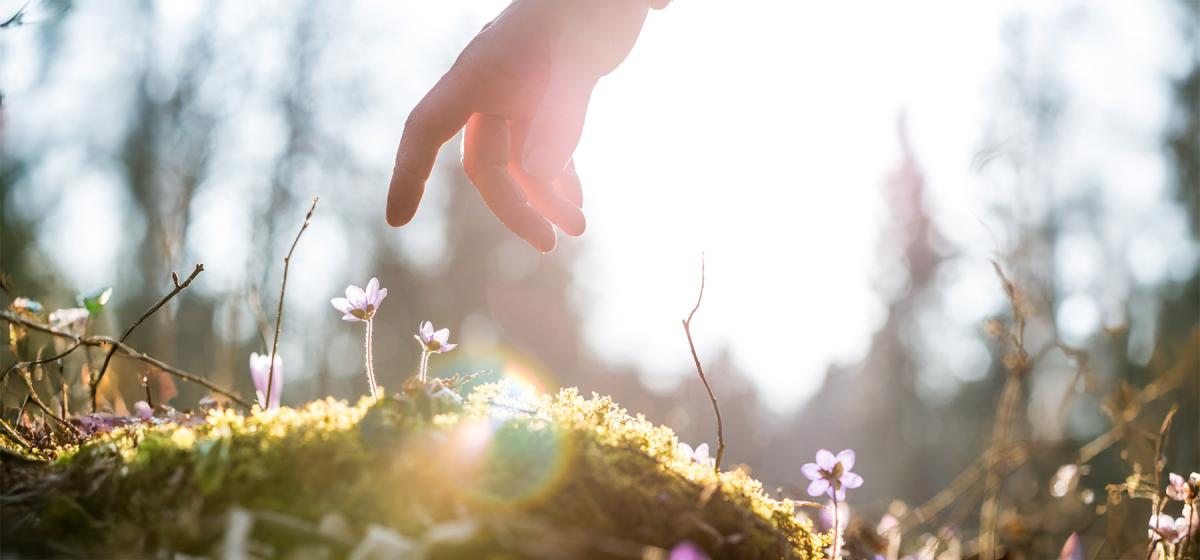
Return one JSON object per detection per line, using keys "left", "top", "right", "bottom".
{"left": 0, "top": 382, "right": 825, "bottom": 559}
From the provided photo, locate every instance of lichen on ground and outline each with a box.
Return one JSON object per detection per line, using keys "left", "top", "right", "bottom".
{"left": 0, "top": 381, "right": 826, "bottom": 559}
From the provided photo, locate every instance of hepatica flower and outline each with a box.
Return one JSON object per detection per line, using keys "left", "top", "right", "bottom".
{"left": 331, "top": 278, "right": 387, "bottom": 322}
{"left": 802, "top": 449, "right": 863, "bottom": 501}
{"left": 133, "top": 400, "right": 154, "bottom": 420}
{"left": 677, "top": 441, "right": 715, "bottom": 468}
{"left": 414, "top": 321, "right": 456, "bottom": 382}
{"left": 249, "top": 352, "right": 283, "bottom": 410}
{"left": 1166, "top": 472, "right": 1197, "bottom": 502}
{"left": 416, "top": 321, "right": 457, "bottom": 353}
{"left": 331, "top": 278, "right": 387, "bottom": 399}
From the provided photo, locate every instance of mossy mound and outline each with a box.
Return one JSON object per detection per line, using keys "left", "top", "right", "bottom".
{"left": 1, "top": 382, "right": 825, "bottom": 558}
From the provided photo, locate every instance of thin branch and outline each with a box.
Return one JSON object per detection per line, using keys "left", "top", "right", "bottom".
{"left": 0, "top": 310, "right": 251, "bottom": 408}
{"left": 18, "top": 369, "right": 80, "bottom": 438}
{"left": 681, "top": 255, "right": 725, "bottom": 472}
{"left": 0, "top": 415, "right": 33, "bottom": 451}
{"left": 1146, "top": 404, "right": 1179, "bottom": 560}
{"left": 266, "top": 196, "right": 318, "bottom": 408}
{"left": 2, "top": 338, "right": 83, "bottom": 386}
{"left": 90, "top": 263, "right": 204, "bottom": 411}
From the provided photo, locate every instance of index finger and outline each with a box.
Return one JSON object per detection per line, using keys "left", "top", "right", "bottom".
{"left": 386, "top": 69, "right": 475, "bottom": 227}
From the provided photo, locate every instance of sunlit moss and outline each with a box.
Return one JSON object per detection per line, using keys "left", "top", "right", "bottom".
{"left": 2, "top": 385, "right": 824, "bottom": 558}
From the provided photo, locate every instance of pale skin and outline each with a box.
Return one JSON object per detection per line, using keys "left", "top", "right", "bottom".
{"left": 386, "top": 0, "right": 670, "bottom": 252}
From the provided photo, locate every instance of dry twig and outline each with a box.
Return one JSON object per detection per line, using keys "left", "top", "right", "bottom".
{"left": 0, "top": 310, "right": 250, "bottom": 408}
{"left": 681, "top": 255, "right": 725, "bottom": 472}
{"left": 266, "top": 196, "right": 318, "bottom": 408}
{"left": 90, "top": 263, "right": 204, "bottom": 411}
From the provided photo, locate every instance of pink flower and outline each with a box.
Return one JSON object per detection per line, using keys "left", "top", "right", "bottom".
{"left": 1167, "top": 472, "right": 1195, "bottom": 502}
{"left": 330, "top": 278, "right": 388, "bottom": 322}
{"left": 1058, "top": 532, "right": 1085, "bottom": 560}
{"left": 415, "top": 321, "right": 457, "bottom": 353}
{"left": 1149, "top": 513, "right": 1186, "bottom": 544}
{"left": 133, "top": 400, "right": 153, "bottom": 420}
{"left": 668, "top": 541, "right": 708, "bottom": 560}
{"left": 801, "top": 449, "right": 863, "bottom": 501}
{"left": 249, "top": 352, "right": 283, "bottom": 410}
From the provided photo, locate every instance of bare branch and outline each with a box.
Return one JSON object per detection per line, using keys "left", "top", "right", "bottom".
{"left": 90, "top": 263, "right": 204, "bottom": 411}
{"left": 681, "top": 255, "right": 725, "bottom": 472}
{"left": 266, "top": 196, "right": 318, "bottom": 408}
{"left": 0, "top": 310, "right": 251, "bottom": 408}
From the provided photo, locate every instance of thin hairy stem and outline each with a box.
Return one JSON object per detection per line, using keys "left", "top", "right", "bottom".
{"left": 832, "top": 493, "right": 842, "bottom": 559}
{"left": 91, "top": 263, "right": 204, "bottom": 411}
{"left": 681, "top": 255, "right": 725, "bottom": 472}
{"left": 419, "top": 350, "right": 430, "bottom": 383}
{"left": 266, "top": 196, "right": 318, "bottom": 409}
{"left": 364, "top": 319, "right": 378, "bottom": 399}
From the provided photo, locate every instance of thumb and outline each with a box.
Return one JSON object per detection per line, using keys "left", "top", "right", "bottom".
{"left": 522, "top": 69, "right": 595, "bottom": 179}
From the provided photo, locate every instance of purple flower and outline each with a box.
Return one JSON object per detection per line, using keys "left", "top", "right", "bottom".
{"left": 677, "top": 441, "right": 715, "bottom": 468}
{"left": 668, "top": 541, "right": 709, "bottom": 560}
{"left": 249, "top": 352, "right": 283, "bottom": 410}
{"left": 133, "top": 401, "right": 154, "bottom": 420}
{"left": 415, "top": 321, "right": 457, "bottom": 353}
{"left": 801, "top": 449, "right": 863, "bottom": 501}
{"left": 331, "top": 278, "right": 387, "bottom": 322}
{"left": 1167, "top": 472, "right": 1195, "bottom": 502}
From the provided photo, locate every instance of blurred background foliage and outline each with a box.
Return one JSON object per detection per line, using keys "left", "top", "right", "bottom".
{"left": 1, "top": 0, "right": 1196, "bottom": 557}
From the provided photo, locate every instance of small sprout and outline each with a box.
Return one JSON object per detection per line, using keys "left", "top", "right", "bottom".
{"left": 801, "top": 449, "right": 863, "bottom": 501}
{"left": 677, "top": 441, "right": 715, "bottom": 468}
{"left": 78, "top": 287, "right": 113, "bottom": 315}
{"left": 414, "top": 321, "right": 456, "bottom": 383}
{"left": 249, "top": 352, "right": 283, "bottom": 410}
{"left": 48, "top": 308, "right": 90, "bottom": 335}
{"left": 133, "top": 400, "right": 154, "bottom": 420}
{"left": 9, "top": 297, "right": 43, "bottom": 315}
{"left": 331, "top": 278, "right": 387, "bottom": 399}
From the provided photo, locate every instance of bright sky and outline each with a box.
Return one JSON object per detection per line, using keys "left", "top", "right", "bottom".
{"left": 3, "top": 0, "right": 1191, "bottom": 411}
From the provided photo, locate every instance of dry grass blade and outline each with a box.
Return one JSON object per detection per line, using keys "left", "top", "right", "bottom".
{"left": 1145, "top": 404, "right": 1178, "bottom": 560}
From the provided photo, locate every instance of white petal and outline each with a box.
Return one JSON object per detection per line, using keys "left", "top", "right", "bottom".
{"left": 434, "top": 328, "right": 450, "bottom": 345}
{"left": 836, "top": 449, "right": 856, "bottom": 470}
{"left": 345, "top": 285, "right": 366, "bottom": 307}
{"left": 331, "top": 298, "right": 354, "bottom": 314}
{"left": 694, "top": 443, "right": 709, "bottom": 460}
{"left": 816, "top": 449, "right": 836, "bottom": 470}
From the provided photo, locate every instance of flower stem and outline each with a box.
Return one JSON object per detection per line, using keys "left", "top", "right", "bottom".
{"left": 418, "top": 349, "right": 430, "bottom": 383}
{"left": 831, "top": 493, "right": 842, "bottom": 559}
{"left": 364, "top": 319, "right": 378, "bottom": 399}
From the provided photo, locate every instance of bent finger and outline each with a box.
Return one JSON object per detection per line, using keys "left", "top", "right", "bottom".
{"left": 387, "top": 69, "right": 475, "bottom": 227}
{"left": 508, "top": 120, "right": 586, "bottom": 236}
{"left": 463, "top": 113, "right": 556, "bottom": 252}
{"left": 555, "top": 159, "right": 583, "bottom": 209}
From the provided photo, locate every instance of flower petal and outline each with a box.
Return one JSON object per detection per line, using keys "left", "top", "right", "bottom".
{"left": 816, "top": 449, "right": 836, "bottom": 470}
{"left": 678, "top": 443, "right": 694, "bottom": 459}
{"left": 806, "top": 478, "right": 830, "bottom": 497}
{"left": 345, "top": 285, "right": 366, "bottom": 308}
{"left": 331, "top": 297, "right": 354, "bottom": 314}
{"left": 841, "top": 471, "right": 864, "bottom": 489}
{"left": 836, "top": 449, "right": 856, "bottom": 470}
{"left": 434, "top": 328, "right": 450, "bottom": 345}
{"left": 834, "top": 487, "right": 846, "bottom": 501}
{"left": 342, "top": 314, "right": 361, "bottom": 322}
{"left": 365, "top": 278, "right": 379, "bottom": 303}
{"left": 374, "top": 287, "right": 388, "bottom": 307}
{"left": 695, "top": 443, "right": 709, "bottom": 460}
{"left": 420, "top": 321, "right": 433, "bottom": 341}
{"left": 801, "top": 463, "right": 822, "bottom": 481}
{"left": 439, "top": 343, "right": 457, "bottom": 352}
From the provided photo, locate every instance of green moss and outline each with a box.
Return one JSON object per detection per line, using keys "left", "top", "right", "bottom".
{"left": 1, "top": 383, "right": 825, "bottom": 558}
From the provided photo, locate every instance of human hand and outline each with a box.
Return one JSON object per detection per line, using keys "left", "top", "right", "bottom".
{"left": 386, "top": 0, "right": 668, "bottom": 252}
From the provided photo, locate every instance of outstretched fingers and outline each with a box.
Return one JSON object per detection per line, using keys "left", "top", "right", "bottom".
{"left": 462, "top": 113, "right": 556, "bottom": 252}
{"left": 387, "top": 69, "right": 475, "bottom": 227}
